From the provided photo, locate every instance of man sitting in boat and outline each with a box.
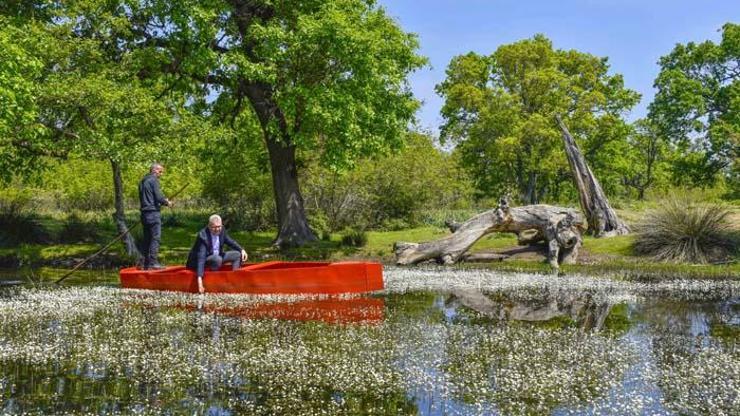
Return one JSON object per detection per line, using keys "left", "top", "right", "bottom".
{"left": 186, "top": 214, "right": 248, "bottom": 294}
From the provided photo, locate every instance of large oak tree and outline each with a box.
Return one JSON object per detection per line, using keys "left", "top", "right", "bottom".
{"left": 2, "top": 0, "right": 425, "bottom": 248}
{"left": 437, "top": 35, "right": 639, "bottom": 204}
{"left": 649, "top": 23, "right": 739, "bottom": 195}
{"left": 132, "top": 0, "right": 426, "bottom": 246}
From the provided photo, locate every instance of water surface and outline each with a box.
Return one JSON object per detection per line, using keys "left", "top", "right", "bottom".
{"left": 1, "top": 268, "right": 739, "bottom": 415}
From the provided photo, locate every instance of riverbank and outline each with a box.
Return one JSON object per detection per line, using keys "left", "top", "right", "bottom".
{"left": 1, "top": 219, "right": 738, "bottom": 281}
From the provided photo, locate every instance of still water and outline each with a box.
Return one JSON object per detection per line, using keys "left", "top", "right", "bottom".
{"left": 1, "top": 268, "right": 739, "bottom": 415}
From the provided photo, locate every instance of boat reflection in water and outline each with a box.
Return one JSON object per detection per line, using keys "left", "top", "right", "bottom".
{"left": 181, "top": 296, "right": 385, "bottom": 324}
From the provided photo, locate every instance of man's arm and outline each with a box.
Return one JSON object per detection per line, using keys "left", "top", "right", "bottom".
{"left": 195, "top": 242, "right": 207, "bottom": 279}
{"left": 151, "top": 178, "right": 170, "bottom": 207}
{"left": 224, "top": 232, "right": 244, "bottom": 252}
{"left": 224, "top": 232, "right": 248, "bottom": 262}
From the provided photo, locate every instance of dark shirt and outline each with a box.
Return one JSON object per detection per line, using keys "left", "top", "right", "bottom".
{"left": 138, "top": 173, "right": 168, "bottom": 212}
{"left": 186, "top": 227, "right": 244, "bottom": 277}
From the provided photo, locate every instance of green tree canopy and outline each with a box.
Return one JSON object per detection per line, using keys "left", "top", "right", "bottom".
{"left": 648, "top": 23, "right": 739, "bottom": 194}
{"left": 127, "top": 0, "right": 427, "bottom": 246}
{"left": 436, "top": 34, "right": 640, "bottom": 203}
{"left": 0, "top": 18, "right": 45, "bottom": 179}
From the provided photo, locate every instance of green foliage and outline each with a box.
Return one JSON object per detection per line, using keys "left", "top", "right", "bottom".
{"left": 40, "top": 159, "right": 114, "bottom": 211}
{"left": 0, "top": 18, "right": 45, "bottom": 180}
{"left": 0, "top": 2, "right": 214, "bottom": 223}
{"left": 57, "top": 212, "right": 100, "bottom": 244}
{"left": 200, "top": 126, "right": 276, "bottom": 232}
{"left": 436, "top": 35, "right": 640, "bottom": 203}
{"left": 0, "top": 193, "right": 51, "bottom": 247}
{"left": 633, "top": 198, "right": 738, "bottom": 264}
{"left": 620, "top": 120, "right": 672, "bottom": 199}
{"left": 303, "top": 132, "right": 474, "bottom": 230}
{"left": 340, "top": 228, "right": 368, "bottom": 247}
{"left": 306, "top": 212, "right": 332, "bottom": 241}
{"left": 649, "top": 23, "right": 739, "bottom": 194}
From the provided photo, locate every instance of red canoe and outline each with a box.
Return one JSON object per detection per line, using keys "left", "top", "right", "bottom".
{"left": 119, "top": 261, "right": 384, "bottom": 294}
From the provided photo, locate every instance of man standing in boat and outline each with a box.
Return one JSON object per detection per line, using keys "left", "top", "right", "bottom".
{"left": 186, "top": 214, "right": 248, "bottom": 294}
{"left": 138, "top": 163, "right": 171, "bottom": 270}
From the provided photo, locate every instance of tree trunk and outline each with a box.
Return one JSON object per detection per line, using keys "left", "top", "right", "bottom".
{"left": 244, "top": 81, "right": 317, "bottom": 248}
{"left": 394, "top": 198, "right": 585, "bottom": 269}
{"left": 110, "top": 160, "right": 141, "bottom": 258}
{"left": 555, "top": 115, "right": 629, "bottom": 237}
{"left": 265, "top": 137, "right": 317, "bottom": 247}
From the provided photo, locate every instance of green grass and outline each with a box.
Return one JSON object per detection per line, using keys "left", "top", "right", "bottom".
{"left": 1, "top": 213, "right": 738, "bottom": 281}
{"left": 581, "top": 235, "right": 634, "bottom": 256}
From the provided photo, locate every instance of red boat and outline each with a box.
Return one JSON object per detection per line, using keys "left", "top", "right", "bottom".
{"left": 119, "top": 261, "right": 384, "bottom": 294}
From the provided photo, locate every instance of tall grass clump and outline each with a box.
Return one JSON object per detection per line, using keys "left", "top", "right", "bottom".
{"left": 633, "top": 198, "right": 738, "bottom": 264}
{"left": 340, "top": 228, "right": 368, "bottom": 247}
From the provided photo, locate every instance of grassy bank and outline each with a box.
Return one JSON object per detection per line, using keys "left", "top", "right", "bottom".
{"left": 0, "top": 210, "right": 738, "bottom": 280}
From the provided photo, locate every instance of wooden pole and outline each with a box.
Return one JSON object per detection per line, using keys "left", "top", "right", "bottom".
{"left": 55, "top": 182, "right": 189, "bottom": 284}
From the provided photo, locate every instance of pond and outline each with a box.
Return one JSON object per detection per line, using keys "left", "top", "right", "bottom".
{"left": 1, "top": 268, "right": 739, "bottom": 415}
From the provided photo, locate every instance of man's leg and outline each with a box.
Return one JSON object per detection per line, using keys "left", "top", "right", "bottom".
{"left": 147, "top": 212, "right": 163, "bottom": 268}
{"left": 223, "top": 250, "right": 242, "bottom": 270}
{"left": 141, "top": 215, "right": 152, "bottom": 268}
{"left": 205, "top": 254, "right": 223, "bottom": 271}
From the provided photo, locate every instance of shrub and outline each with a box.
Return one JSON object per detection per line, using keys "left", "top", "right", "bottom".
{"left": 302, "top": 132, "right": 475, "bottom": 231}
{"left": 0, "top": 197, "right": 51, "bottom": 247}
{"left": 340, "top": 228, "right": 368, "bottom": 247}
{"left": 162, "top": 212, "right": 185, "bottom": 227}
{"left": 57, "top": 212, "right": 101, "bottom": 243}
{"left": 379, "top": 218, "right": 410, "bottom": 231}
{"left": 633, "top": 198, "right": 738, "bottom": 264}
{"left": 307, "top": 211, "right": 332, "bottom": 241}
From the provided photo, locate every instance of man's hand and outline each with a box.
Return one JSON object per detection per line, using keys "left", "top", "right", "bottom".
{"left": 165, "top": 198, "right": 172, "bottom": 207}
{"left": 197, "top": 276, "right": 205, "bottom": 294}
{"left": 241, "top": 250, "right": 248, "bottom": 262}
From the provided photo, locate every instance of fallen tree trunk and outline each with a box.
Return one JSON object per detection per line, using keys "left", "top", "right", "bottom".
{"left": 394, "top": 198, "right": 585, "bottom": 268}
{"left": 556, "top": 115, "right": 629, "bottom": 237}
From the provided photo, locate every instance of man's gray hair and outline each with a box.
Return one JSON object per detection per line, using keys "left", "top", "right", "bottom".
{"left": 208, "top": 214, "right": 222, "bottom": 225}
{"left": 150, "top": 163, "right": 163, "bottom": 173}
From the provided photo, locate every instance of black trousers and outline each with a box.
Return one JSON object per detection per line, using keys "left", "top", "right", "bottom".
{"left": 141, "top": 211, "right": 161, "bottom": 266}
{"left": 205, "top": 250, "right": 242, "bottom": 271}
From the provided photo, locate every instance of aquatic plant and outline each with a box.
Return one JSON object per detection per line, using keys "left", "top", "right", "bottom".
{"left": 0, "top": 269, "right": 738, "bottom": 414}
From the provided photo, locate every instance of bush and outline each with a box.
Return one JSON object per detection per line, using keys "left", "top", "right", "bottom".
{"left": 0, "top": 196, "right": 51, "bottom": 247}
{"left": 57, "top": 212, "right": 101, "bottom": 243}
{"left": 379, "top": 218, "right": 410, "bottom": 231}
{"left": 162, "top": 212, "right": 185, "bottom": 227}
{"left": 633, "top": 198, "right": 738, "bottom": 264}
{"left": 302, "top": 132, "right": 475, "bottom": 231}
{"left": 340, "top": 228, "right": 368, "bottom": 247}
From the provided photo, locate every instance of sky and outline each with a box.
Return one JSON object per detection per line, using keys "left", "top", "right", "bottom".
{"left": 377, "top": 0, "right": 740, "bottom": 134}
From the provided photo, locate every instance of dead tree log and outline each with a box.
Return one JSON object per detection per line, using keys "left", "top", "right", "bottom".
{"left": 556, "top": 115, "right": 629, "bottom": 237}
{"left": 394, "top": 198, "right": 585, "bottom": 268}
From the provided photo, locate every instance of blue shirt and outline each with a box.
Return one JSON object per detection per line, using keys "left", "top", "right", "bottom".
{"left": 211, "top": 233, "right": 220, "bottom": 256}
